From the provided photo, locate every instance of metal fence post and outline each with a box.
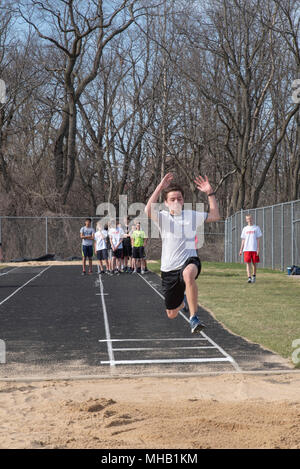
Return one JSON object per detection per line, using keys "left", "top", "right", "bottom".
{"left": 281, "top": 204, "right": 284, "bottom": 271}
{"left": 240, "top": 209, "right": 243, "bottom": 263}
{"left": 230, "top": 216, "right": 233, "bottom": 263}
{"left": 45, "top": 217, "right": 48, "bottom": 254}
{"left": 291, "top": 201, "right": 294, "bottom": 266}
{"left": 271, "top": 205, "right": 274, "bottom": 269}
{"left": 224, "top": 218, "right": 227, "bottom": 263}
{"left": 235, "top": 212, "right": 238, "bottom": 263}
{"left": 263, "top": 207, "right": 265, "bottom": 268}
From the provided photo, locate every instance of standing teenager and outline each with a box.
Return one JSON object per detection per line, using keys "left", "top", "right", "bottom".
{"left": 94, "top": 222, "right": 109, "bottom": 274}
{"left": 80, "top": 218, "right": 95, "bottom": 275}
{"left": 109, "top": 220, "right": 124, "bottom": 274}
{"left": 239, "top": 214, "right": 262, "bottom": 283}
{"left": 131, "top": 222, "right": 147, "bottom": 274}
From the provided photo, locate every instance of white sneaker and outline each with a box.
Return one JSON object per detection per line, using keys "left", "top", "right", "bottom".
{"left": 141, "top": 270, "right": 145, "bottom": 275}
{"left": 252, "top": 276, "right": 256, "bottom": 283}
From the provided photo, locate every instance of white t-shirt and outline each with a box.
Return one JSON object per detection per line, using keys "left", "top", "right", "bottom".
{"left": 80, "top": 226, "right": 95, "bottom": 246}
{"left": 158, "top": 210, "right": 208, "bottom": 272}
{"left": 241, "top": 225, "right": 262, "bottom": 252}
{"left": 94, "top": 230, "right": 108, "bottom": 251}
{"left": 109, "top": 227, "right": 124, "bottom": 249}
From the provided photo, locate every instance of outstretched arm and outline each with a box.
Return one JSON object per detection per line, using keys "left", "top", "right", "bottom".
{"left": 194, "top": 175, "right": 220, "bottom": 223}
{"left": 144, "top": 173, "right": 174, "bottom": 222}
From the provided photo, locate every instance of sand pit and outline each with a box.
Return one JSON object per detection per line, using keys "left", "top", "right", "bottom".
{"left": 0, "top": 372, "right": 300, "bottom": 449}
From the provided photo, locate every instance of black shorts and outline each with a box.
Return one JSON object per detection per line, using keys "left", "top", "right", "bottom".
{"left": 112, "top": 248, "right": 123, "bottom": 258}
{"left": 82, "top": 245, "right": 93, "bottom": 259}
{"left": 123, "top": 245, "right": 132, "bottom": 257}
{"left": 97, "top": 249, "right": 108, "bottom": 261}
{"left": 132, "top": 246, "right": 145, "bottom": 259}
{"left": 161, "top": 257, "right": 201, "bottom": 310}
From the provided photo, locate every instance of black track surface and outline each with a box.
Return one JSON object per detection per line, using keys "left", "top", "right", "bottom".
{"left": 0, "top": 265, "right": 291, "bottom": 378}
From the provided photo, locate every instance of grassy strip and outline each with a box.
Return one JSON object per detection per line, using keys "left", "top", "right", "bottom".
{"left": 148, "top": 260, "right": 300, "bottom": 365}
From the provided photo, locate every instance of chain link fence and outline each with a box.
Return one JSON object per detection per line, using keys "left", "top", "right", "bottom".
{"left": 225, "top": 199, "right": 300, "bottom": 271}
{"left": 0, "top": 216, "right": 225, "bottom": 263}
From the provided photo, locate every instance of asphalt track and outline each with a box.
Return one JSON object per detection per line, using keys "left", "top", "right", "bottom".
{"left": 0, "top": 265, "right": 292, "bottom": 379}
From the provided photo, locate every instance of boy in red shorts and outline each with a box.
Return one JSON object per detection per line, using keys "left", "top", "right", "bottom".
{"left": 239, "top": 215, "right": 262, "bottom": 283}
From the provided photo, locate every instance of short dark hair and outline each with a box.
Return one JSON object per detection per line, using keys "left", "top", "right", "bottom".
{"left": 85, "top": 217, "right": 92, "bottom": 222}
{"left": 162, "top": 184, "right": 184, "bottom": 201}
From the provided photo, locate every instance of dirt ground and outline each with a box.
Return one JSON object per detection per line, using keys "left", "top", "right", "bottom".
{"left": 0, "top": 372, "right": 300, "bottom": 449}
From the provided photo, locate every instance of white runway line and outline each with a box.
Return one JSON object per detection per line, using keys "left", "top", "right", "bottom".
{"left": 101, "top": 358, "right": 232, "bottom": 365}
{"left": 0, "top": 267, "right": 20, "bottom": 277}
{"left": 97, "top": 265, "right": 115, "bottom": 366}
{"left": 113, "top": 346, "right": 216, "bottom": 351}
{"left": 137, "top": 272, "right": 242, "bottom": 372}
{"left": 99, "top": 337, "right": 208, "bottom": 342}
{"left": 0, "top": 266, "right": 52, "bottom": 307}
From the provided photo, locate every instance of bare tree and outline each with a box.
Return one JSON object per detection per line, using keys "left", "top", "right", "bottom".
{"left": 18, "top": 0, "right": 150, "bottom": 207}
{"left": 0, "top": 9, "right": 47, "bottom": 213}
{"left": 171, "top": 0, "right": 299, "bottom": 213}
{"left": 271, "top": 0, "right": 300, "bottom": 201}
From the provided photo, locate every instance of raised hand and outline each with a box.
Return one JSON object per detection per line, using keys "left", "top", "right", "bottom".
{"left": 194, "top": 175, "right": 213, "bottom": 195}
{"left": 159, "top": 173, "right": 174, "bottom": 190}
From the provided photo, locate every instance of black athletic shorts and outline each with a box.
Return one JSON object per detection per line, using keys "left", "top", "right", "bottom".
{"left": 97, "top": 249, "right": 108, "bottom": 261}
{"left": 132, "top": 246, "right": 145, "bottom": 259}
{"left": 161, "top": 257, "right": 201, "bottom": 310}
{"left": 112, "top": 248, "right": 123, "bottom": 258}
{"left": 123, "top": 245, "right": 132, "bottom": 257}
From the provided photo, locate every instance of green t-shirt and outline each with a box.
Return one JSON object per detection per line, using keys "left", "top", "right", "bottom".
{"left": 132, "top": 230, "right": 146, "bottom": 247}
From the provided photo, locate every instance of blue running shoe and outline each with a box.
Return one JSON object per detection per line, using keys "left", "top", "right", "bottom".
{"left": 190, "top": 315, "right": 206, "bottom": 334}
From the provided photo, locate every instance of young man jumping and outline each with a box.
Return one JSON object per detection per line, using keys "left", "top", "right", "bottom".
{"left": 145, "top": 173, "right": 220, "bottom": 333}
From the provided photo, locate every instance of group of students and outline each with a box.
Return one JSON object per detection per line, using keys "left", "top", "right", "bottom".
{"left": 80, "top": 217, "right": 148, "bottom": 276}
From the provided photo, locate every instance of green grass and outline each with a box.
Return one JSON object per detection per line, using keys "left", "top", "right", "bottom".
{"left": 148, "top": 260, "right": 300, "bottom": 366}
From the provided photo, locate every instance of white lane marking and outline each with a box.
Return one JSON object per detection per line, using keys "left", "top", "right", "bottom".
{"left": 101, "top": 358, "right": 231, "bottom": 365}
{"left": 0, "top": 266, "right": 52, "bottom": 307}
{"left": 178, "top": 311, "right": 242, "bottom": 372}
{"left": 97, "top": 265, "right": 115, "bottom": 366}
{"left": 201, "top": 331, "right": 241, "bottom": 371}
{"left": 0, "top": 267, "right": 20, "bottom": 277}
{"left": 137, "top": 272, "right": 242, "bottom": 372}
{"left": 113, "top": 346, "right": 217, "bottom": 351}
{"left": 99, "top": 337, "right": 208, "bottom": 342}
